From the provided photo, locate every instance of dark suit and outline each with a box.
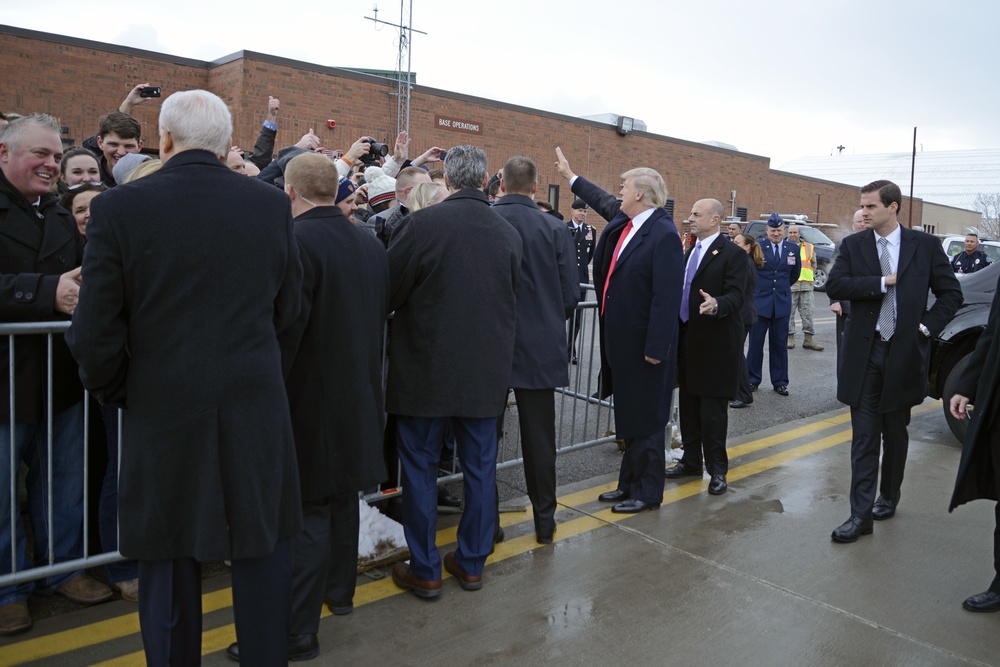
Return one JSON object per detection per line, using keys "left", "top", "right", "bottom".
{"left": 566, "top": 220, "right": 595, "bottom": 358}
{"left": 677, "top": 234, "right": 747, "bottom": 475}
{"left": 572, "top": 177, "right": 683, "bottom": 504}
{"left": 950, "top": 271, "right": 1000, "bottom": 593}
{"left": 67, "top": 149, "right": 304, "bottom": 665}
{"left": 493, "top": 194, "right": 579, "bottom": 538}
{"left": 827, "top": 225, "right": 961, "bottom": 519}
{"left": 747, "top": 239, "right": 800, "bottom": 388}
{"left": 387, "top": 188, "right": 521, "bottom": 581}
{"left": 277, "top": 206, "right": 389, "bottom": 638}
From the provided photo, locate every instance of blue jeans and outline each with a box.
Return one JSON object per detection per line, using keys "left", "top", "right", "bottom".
{"left": 0, "top": 402, "right": 86, "bottom": 604}
{"left": 98, "top": 404, "right": 138, "bottom": 583}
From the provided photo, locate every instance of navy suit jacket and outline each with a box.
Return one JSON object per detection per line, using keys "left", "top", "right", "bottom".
{"left": 754, "top": 238, "right": 801, "bottom": 319}
{"left": 572, "top": 177, "right": 683, "bottom": 438}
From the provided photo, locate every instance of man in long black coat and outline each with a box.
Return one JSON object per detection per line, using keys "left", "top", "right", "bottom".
{"left": 555, "top": 148, "right": 683, "bottom": 514}
{"left": 387, "top": 145, "right": 521, "bottom": 597}
{"left": 827, "top": 180, "right": 961, "bottom": 544}
{"left": 493, "top": 156, "right": 579, "bottom": 544}
{"left": 949, "top": 272, "right": 1000, "bottom": 613}
{"left": 666, "top": 198, "right": 746, "bottom": 495}
{"left": 248, "top": 152, "right": 387, "bottom": 660}
{"left": 67, "top": 90, "right": 303, "bottom": 666}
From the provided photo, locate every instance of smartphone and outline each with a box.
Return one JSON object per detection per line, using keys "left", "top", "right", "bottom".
{"left": 139, "top": 86, "right": 161, "bottom": 98}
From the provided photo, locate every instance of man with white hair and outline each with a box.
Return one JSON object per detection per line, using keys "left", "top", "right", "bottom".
{"left": 555, "top": 148, "right": 684, "bottom": 514}
{"left": 68, "top": 89, "right": 303, "bottom": 665}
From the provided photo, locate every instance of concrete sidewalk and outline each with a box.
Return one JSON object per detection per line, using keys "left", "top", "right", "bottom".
{"left": 4, "top": 401, "right": 998, "bottom": 666}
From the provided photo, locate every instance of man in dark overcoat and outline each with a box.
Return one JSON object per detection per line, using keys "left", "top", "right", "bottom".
{"left": 747, "top": 212, "right": 800, "bottom": 395}
{"left": 0, "top": 114, "right": 112, "bottom": 636}
{"left": 493, "top": 156, "right": 579, "bottom": 544}
{"left": 665, "top": 198, "right": 747, "bottom": 495}
{"left": 229, "top": 153, "right": 389, "bottom": 661}
{"left": 566, "top": 197, "right": 595, "bottom": 362}
{"left": 949, "top": 271, "right": 1000, "bottom": 613}
{"left": 387, "top": 145, "right": 521, "bottom": 597}
{"left": 827, "top": 180, "right": 961, "bottom": 543}
{"left": 67, "top": 90, "right": 303, "bottom": 666}
{"left": 555, "top": 148, "right": 684, "bottom": 514}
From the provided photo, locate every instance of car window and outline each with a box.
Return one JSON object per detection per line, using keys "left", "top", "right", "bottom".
{"left": 797, "top": 226, "right": 835, "bottom": 246}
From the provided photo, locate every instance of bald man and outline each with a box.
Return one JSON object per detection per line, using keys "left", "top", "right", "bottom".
{"left": 665, "top": 199, "right": 747, "bottom": 494}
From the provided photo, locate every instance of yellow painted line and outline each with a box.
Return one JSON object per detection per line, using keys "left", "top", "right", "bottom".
{"left": 9, "top": 401, "right": 941, "bottom": 665}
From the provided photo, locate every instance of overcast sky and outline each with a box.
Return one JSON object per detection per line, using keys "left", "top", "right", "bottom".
{"left": 5, "top": 0, "right": 996, "bottom": 167}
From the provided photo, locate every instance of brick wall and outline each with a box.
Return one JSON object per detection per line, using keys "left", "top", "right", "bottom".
{"left": 0, "top": 26, "right": 923, "bottom": 240}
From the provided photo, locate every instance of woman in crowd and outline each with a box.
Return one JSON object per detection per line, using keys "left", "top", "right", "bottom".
{"left": 730, "top": 233, "right": 764, "bottom": 409}
{"left": 407, "top": 181, "right": 447, "bottom": 211}
{"left": 59, "top": 183, "right": 107, "bottom": 237}
{"left": 58, "top": 148, "right": 102, "bottom": 193}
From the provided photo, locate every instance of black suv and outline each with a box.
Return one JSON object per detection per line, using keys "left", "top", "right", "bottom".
{"left": 927, "top": 261, "right": 999, "bottom": 442}
{"left": 742, "top": 220, "right": 836, "bottom": 291}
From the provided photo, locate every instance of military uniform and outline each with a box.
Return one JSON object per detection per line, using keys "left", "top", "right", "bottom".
{"left": 566, "top": 219, "right": 595, "bottom": 360}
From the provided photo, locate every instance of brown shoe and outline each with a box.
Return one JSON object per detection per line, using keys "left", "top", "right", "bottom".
{"left": 391, "top": 562, "right": 442, "bottom": 599}
{"left": 0, "top": 600, "right": 31, "bottom": 636}
{"left": 444, "top": 551, "right": 483, "bottom": 591}
{"left": 56, "top": 574, "right": 114, "bottom": 605}
{"left": 115, "top": 578, "right": 139, "bottom": 602}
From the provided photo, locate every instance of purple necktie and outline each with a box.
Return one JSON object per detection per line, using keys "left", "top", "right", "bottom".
{"left": 680, "top": 241, "right": 702, "bottom": 323}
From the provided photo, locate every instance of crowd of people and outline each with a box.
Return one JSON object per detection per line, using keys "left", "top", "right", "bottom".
{"left": 2, "top": 83, "right": 1000, "bottom": 666}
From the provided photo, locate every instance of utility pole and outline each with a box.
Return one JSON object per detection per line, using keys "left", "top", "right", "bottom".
{"left": 366, "top": 2, "right": 427, "bottom": 139}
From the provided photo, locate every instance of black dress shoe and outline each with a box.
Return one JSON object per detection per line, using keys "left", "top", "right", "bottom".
{"left": 612, "top": 498, "right": 660, "bottom": 514}
{"left": 226, "top": 634, "right": 319, "bottom": 662}
{"left": 437, "top": 488, "right": 462, "bottom": 508}
{"left": 729, "top": 399, "right": 751, "bottom": 408}
{"left": 774, "top": 385, "right": 789, "bottom": 396}
{"left": 324, "top": 597, "right": 353, "bottom": 615}
{"left": 571, "top": 355, "right": 578, "bottom": 365}
{"left": 598, "top": 488, "right": 629, "bottom": 503}
{"left": 749, "top": 383, "right": 759, "bottom": 392}
{"left": 708, "top": 474, "right": 728, "bottom": 495}
{"left": 872, "top": 493, "right": 899, "bottom": 521}
{"left": 963, "top": 590, "right": 1000, "bottom": 613}
{"left": 665, "top": 462, "right": 703, "bottom": 478}
{"left": 831, "top": 516, "right": 874, "bottom": 543}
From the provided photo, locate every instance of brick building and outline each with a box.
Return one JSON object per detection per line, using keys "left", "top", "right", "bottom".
{"left": 0, "top": 24, "right": 924, "bottom": 237}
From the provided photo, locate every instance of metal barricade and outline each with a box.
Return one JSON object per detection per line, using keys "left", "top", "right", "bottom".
{"left": 2, "top": 288, "right": 631, "bottom": 586}
{"left": 1, "top": 320, "right": 124, "bottom": 588}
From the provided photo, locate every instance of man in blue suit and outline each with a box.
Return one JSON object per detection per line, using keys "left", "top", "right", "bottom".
{"left": 555, "top": 148, "right": 684, "bottom": 513}
{"left": 747, "top": 213, "right": 800, "bottom": 396}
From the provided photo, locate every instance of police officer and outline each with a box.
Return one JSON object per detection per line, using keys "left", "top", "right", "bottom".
{"left": 952, "top": 233, "right": 991, "bottom": 274}
{"left": 567, "top": 197, "right": 595, "bottom": 363}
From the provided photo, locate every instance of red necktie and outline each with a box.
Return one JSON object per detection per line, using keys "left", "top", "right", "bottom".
{"left": 601, "top": 220, "right": 633, "bottom": 315}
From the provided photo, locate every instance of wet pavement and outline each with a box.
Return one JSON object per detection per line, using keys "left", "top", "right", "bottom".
{"left": 4, "top": 399, "right": 998, "bottom": 666}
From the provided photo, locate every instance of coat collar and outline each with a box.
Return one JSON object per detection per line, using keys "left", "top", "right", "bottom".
{"left": 443, "top": 188, "right": 491, "bottom": 206}
{"left": 293, "top": 205, "right": 350, "bottom": 224}
{"left": 159, "top": 149, "right": 229, "bottom": 173}
{"left": 492, "top": 193, "right": 537, "bottom": 210}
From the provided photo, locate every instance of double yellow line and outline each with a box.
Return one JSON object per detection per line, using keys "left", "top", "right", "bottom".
{"left": 2, "top": 402, "right": 940, "bottom": 666}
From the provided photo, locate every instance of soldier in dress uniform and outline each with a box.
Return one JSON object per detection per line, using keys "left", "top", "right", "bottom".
{"left": 567, "top": 197, "right": 595, "bottom": 363}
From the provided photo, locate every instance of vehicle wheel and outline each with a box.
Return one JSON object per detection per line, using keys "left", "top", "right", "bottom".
{"left": 942, "top": 352, "right": 973, "bottom": 444}
{"left": 813, "top": 265, "right": 828, "bottom": 291}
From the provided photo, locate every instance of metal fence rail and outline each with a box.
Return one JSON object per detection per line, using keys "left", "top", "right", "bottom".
{"left": 2, "top": 289, "right": 624, "bottom": 587}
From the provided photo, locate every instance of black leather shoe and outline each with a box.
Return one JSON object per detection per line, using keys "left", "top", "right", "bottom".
{"left": 831, "top": 516, "right": 874, "bottom": 543}
{"left": 774, "top": 385, "right": 789, "bottom": 396}
{"left": 729, "top": 400, "right": 751, "bottom": 408}
{"left": 963, "top": 590, "right": 1000, "bottom": 613}
{"left": 872, "top": 493, "right": 899, "bottom": 521}
{"left": 598, "top": 489, "right": 629, "bottom": 503}
{"left": 437, "top": 488, "right": 462, "bottom": 508}
{"left": 708, "top": 474, "right": 728, "bottom": 495}
{"left": 324, "top": 597, "right": 353, "bottom": 615}
{"left": 612, "top": 498, "right": 660, "bottom": 513}
{"left": 749, "top": 383, "right": 759, "bottom": 392}
{"left": 571, "top": 355, "right": 578, "bottom": 365}
{"left": 226, "top": 634, "right": 320, "bottom": 662}
{"left": 665, "top": 462, "right": 703, "bottom": 478}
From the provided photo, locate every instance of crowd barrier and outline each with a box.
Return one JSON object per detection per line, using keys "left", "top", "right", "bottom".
{"left": 1, "top": 287, "right": 637, "bottom": 588}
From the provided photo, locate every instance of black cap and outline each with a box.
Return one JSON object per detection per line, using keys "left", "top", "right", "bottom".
{"left": 571, "top": 198, "right": 588, "bottom": 210}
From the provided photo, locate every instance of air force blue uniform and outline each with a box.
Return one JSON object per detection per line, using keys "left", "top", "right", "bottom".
{"left": 747, "top": 238, "right": 801, "bottom": 388}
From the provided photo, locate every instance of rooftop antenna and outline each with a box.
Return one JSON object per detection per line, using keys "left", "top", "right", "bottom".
{"left": 366, "top": 2, "right": 427, "bottom": 140}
